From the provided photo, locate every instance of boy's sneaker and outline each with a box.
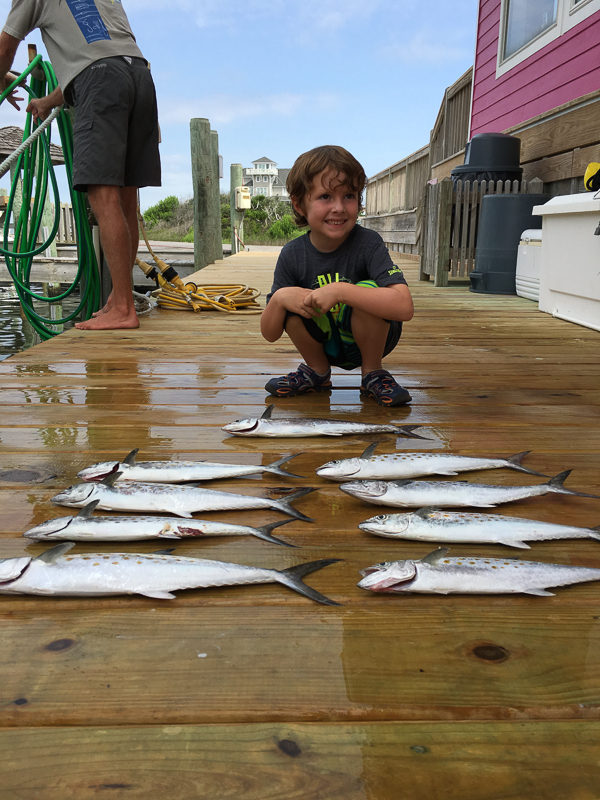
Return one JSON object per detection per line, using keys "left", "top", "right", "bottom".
{"left": 360, "top": 369, "right": 412, "bottom": 407}
{"left": 265, "top": 363, "right": 332, "bottom": 397}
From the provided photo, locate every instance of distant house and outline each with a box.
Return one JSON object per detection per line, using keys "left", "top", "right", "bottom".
{"left": 243, "top": 157, "right": 290, "bottom": 199}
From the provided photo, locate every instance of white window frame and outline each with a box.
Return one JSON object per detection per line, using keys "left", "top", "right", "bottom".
{"left": 496, "top": 0, "right": 600, "bottom": 77}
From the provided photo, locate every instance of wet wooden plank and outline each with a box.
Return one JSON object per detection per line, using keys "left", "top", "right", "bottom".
{"left": 2, "top": 721, "right": 600, "bottom": 800}
{"left": 2, "top": 605, "right": 600, "bottom": 726}
{"left": 1, "top": 250, "right": 600, "bottom": 790}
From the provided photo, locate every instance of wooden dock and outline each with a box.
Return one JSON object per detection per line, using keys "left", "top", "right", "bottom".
{"left": 1, "top": 251, "right": 600, "bottom": 798}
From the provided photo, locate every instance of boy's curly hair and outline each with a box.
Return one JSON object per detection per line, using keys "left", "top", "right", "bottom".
{"left": 286, "top": 145, "right": 367, "bottom": 227}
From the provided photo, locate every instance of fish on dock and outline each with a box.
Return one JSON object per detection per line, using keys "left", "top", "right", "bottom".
{"left": 77, "top": 449, "right": 304, "bottom": 483}
{"left": 0, "top": 542, "right": 340, "bottom": 604}
{"left": 317, "top": 443, "right": 547, "bottom": 481}
{"left": 222, "top": 404, "right": 426, "bottom": 439}
{"left": 358, "top": 547, "right": 600, "bottom": 596}
{"left": 358, "top": 507, "right": 600, "bottom": 549}
{"left": 24, "top": 500, "right": 298, "bottom": 547}
{"left": 51, "top": 473, "right": 316, "bottom": 521}
{"left": 340, "top": 470, "right": 600, "bottom": 509}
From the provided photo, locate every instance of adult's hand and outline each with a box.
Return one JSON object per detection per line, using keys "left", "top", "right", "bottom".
{"left": 0, "top": 71, "right": 24, "bottom": 110}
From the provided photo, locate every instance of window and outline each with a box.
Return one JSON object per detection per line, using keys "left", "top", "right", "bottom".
{"left": 256, "top": 187, "right": 268, "bottom": 195}
{"left": 504, "top": 0, "right": 558, "bottom": 58}
{"left": 497, "top": 0, "right": 600, "bottom": 76}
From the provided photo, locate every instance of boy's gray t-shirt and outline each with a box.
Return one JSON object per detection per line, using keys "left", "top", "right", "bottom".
{"left": 3, "top": 0, "right": 144, "bottom": 91}
{"left": 266, "top": 225, "right": 408, "bottom": 302}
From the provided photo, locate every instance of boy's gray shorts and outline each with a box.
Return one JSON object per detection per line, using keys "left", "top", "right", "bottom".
{"left": 67, "top": 56, "right": 161, "bottom": 192}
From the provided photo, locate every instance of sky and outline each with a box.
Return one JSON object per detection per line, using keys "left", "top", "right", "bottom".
{"left": 0, "top": 0, "right": 478, "bottom": 211}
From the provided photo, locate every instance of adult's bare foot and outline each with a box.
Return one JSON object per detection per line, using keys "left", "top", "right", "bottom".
{"left": 75, "top": 308, "right": 139, "bottom": 330}
{"left": 92, "top": 294, "right": 115, "bottom": 317}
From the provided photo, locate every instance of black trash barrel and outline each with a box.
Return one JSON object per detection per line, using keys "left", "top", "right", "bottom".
{"left": 469, "top": 193, "right": 549, "bottom": 295}
{"left": 451, "top": 132, "right": 523, "bottom": 186}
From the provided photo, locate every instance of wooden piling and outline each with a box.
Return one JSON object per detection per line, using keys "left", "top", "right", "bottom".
{"left": 190, "top": 118, "right": 211, "bottom": 270}
{"left": 209, "top": 131, "right": 222, "bottom": 263}
{"left": 230, "top": 163, "right": 243, "bottom": 255}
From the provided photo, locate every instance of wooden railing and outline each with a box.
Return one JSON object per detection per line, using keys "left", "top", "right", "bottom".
{"left": 420, "top": 176, "right": 544, "bottom": 285}
{"left": 429, "top": 68, "right": 472, "bottom": 177}
{"left": 56, "top": 203, "right": 76, "bottom": 245}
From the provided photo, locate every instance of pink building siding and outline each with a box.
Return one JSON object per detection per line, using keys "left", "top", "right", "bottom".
{"left": 471, "top": 0, "right": 600, "bottom": 135}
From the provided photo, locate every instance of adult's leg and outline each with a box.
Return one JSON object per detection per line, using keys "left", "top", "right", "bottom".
{"left": 284, "top": 315, "right": 331, "bottom": 374}
{"left": 91, "top": 186, "right": 139, "bottom": 317}
{"left": 350, "top": 307, "right": 389, "bottom": 376}
{"left": 75, "top": 185, "right": 139, "bottom": 330}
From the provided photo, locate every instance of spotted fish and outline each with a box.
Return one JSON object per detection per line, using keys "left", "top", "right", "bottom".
{"left": 358, "top": 547, "right": 600, "bottom": 595}
{"left": 317, "top": 443, "right": 547, "bottom": 480}
{"left": 0, "top": 542, "right": 340, "bottom": 604}
{"left": 222, "top": 404, "right": 426, "bottom": 439}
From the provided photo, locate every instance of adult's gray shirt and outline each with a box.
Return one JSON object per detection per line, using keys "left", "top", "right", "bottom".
{"left": 3, "top": 0, "right": 144, "bottom": 92}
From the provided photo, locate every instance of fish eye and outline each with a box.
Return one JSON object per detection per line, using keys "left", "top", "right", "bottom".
{"left": 375, "top": 515, "right": 387, "bottom": 521}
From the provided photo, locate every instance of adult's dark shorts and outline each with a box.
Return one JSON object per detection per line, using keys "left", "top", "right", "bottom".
{"left": 68, "top": 56, "right": 161, "bottom": 192}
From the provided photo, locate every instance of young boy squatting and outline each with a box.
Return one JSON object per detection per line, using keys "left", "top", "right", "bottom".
{"left": 260, "top": 145, "right": 414, "bottom": 407}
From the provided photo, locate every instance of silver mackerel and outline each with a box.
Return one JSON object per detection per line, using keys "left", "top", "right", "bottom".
{"left": 359, "top": 507, "right": 600, "bottom": 549}
{"left": 0, "top": 543, "right": 339, "bottom": 604}
{"left": 340, "top": 470, "right": 600, "bottom": 509}
{"left": 51, "top": 472, "right": 316, "bottom": 521}
{"left": 25, "top": 501, "right": 298, "bottom": 546}
{"left": 77, "top": 449, "right": 304, "bottom": 482}
{"left": 317, "top": 443, "right": 546, "bottom": 480}
{"left": 222, "top": 404, "right": 425, "bottom": 439}
{"left": 358, "top": 547, "right": 600, "bottom": 596}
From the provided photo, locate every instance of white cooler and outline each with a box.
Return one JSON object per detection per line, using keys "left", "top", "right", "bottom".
{"left": 533, "top": 193, "right": 600, "bottom": 332}
{"left": 515, "top": 229, "right": 542, "bottom": 301}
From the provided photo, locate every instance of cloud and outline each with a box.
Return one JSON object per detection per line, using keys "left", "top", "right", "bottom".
{"left": 382, "top": 31, "right": 473, "bottom": 64}
{"left": 159, "top": 91, "right": 341, "bottom": 126}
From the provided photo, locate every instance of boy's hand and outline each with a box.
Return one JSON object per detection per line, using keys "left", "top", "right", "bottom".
{"left": 274, "top": 286, "right": 322, "bottom": 318}
{"left": 303, "top": 283, "right": 347, "bottom": 314}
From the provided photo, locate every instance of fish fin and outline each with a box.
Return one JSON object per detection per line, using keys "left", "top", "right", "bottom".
{"left": 77, "top": 500, "right": 100, "bottom": 518}
{"left": 254, "top": 520, "right": 297, "bottom": 547}
{"left": 265, "top": 454, "right": 305, "bottom": 479}
{"left": 506, "top": 451, "right": 548, "bottom": 477}
{"left": 100, "top": 471, "right": 122, "bottom": 488}
{"left": 415, "top": 506, "right": 443, "bottom": 518}
{"left": 276, "top": 558, "right": 341, "bottom": 605}
{"left": 393, "top": 479, "right": 415, "bottom": 487}
{"left": 420, "top": 547, "right": 451, "bottom": 565}
{"left": 524, "top": 588, "right": 555, "bottom": 597}
{"left": 547, "top": 470, "right": 600, "bottom": 499}
{"left": 360, "top": 442, "right": 381, "bottom": 460}
{"left": 123, "top": 449, "right": 139, "bottom": 466}
{"left": 140, "top": 590, "right": 176, "bottom": 600}
{"left": 261, "top": 404, "right": 274, "bottom": 420}
{"left": 273, "top": 487, "right": 316, "bottom": 522}
{"left": 171, "top": 510, "right": 193, "bottom": 519}
{"left": 436, "top": 470, "right": 459, "bottom": 476}
{"left": 152, "top": 548, "right": 176, "bottom": 555}
{"left": 498, "top": 539, "right": 531, "bottom": 549}
{"left": 158, "top": 533, "right": 181, "bottom": 539}
{"left": 37, "top": 542, "right": 75, "bottom": 564}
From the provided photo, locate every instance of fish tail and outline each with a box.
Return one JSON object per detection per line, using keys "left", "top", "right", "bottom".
{"left": 254, "top": 520, "right": 298, "bottom": 547}
{"left": 394, "top": 425, "right": 430, "bottom": 441}
{"left": 547, "top": 470, "right": 600, "bottom": 499}
{"left": 263, "top": 454, "right": 305, "bottom": 479}
{"left": 506, "top": 451, "right": 548, "bottom": 477}
{"left": 276, "top": 558, "right": 341, "bottom": 605}
{"left": 272, "top": 487, "right": 316, "bottom": 522}
{"left": 589, "top": 525, "right": 600, "bottom": 541}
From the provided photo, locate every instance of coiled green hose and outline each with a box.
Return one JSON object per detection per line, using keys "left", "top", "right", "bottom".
{"left": 0, "top": 55, "right": 101, "bottom": 339}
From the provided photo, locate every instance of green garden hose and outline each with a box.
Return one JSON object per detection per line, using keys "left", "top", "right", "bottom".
{"left": 0, "top": 55, "right": 101, "bottom": 339}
